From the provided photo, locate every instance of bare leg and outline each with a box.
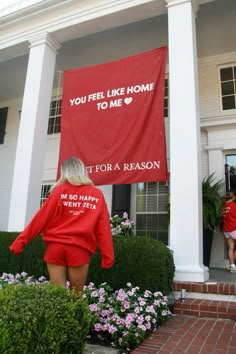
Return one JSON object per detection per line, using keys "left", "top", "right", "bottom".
{"left": 68, "top": 264, "right": 89, "bottom": 296}
{"left": 227, "top": 238, "right": 235, "bottom": 265}
{"left": 47, "top": 263, "right": 67, "bottom": 287}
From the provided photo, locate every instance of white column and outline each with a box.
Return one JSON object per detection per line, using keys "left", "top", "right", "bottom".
{"left": 166, "top": 0, "right": 208, "bottom": 281}
{"left": 8, "top": 33, "right": 61, "bottom": 231}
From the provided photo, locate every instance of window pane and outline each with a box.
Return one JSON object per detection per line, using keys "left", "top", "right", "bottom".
{"left": 136, "top": 195, "right": 146, "bottom": 212}
{"left": 164, "top": 77, "right": 168, "bottom": 117}
{"left": 136, "top": 214, "right": 169, "bottom": 244}
{"left": 158, "top": 182, "right": 168, "bottom": 193}
{"left": 221, "top": 81, "right": 234, "bottom": 95}
{"left": 136, "top": 183, "right": 145, "bottom": 195}
{"left": 222, "top": 95, "right": 235, "bottom": 110}
{"left": 147, "top": 196, "right": 157, "bottom": 211}
{"left": 147, "top": 182, "right": 157, "bottom": 195}
{"left": 146, "top": 214, "right": 157, "bottom": 230}
{"left": 50, "top": 107, "right": 56, "bottom": 116}
{"left": 220, "top": 67, "right": 233, "bottom": 81}
{"left": 40, "top": 184, "right": 52, "bottom": 206}
{"left": 158, "top": 195, "right": 169, "bottom": 211}
{"left": 51, "top": 101, "right": 56, "bottom": 109}
{"left": 234, "top": 67, "right": 236, "bottom": 79}
{"left": 136, "top": 214, "right": 146, "bottom": 232}
{"left": 48, "top": 100, "right": 61, "bottom": 135}
{"left": 157, "top": 214, "right": 169, "bottom": 229}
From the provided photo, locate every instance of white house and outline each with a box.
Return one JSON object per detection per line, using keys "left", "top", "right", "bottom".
{"left": 0, "top": 0, "right": 235, "bottom": 282}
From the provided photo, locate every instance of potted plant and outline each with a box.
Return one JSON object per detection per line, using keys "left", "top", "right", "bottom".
{"left": 202, "top": 173, "right": 224, "bottom": 267}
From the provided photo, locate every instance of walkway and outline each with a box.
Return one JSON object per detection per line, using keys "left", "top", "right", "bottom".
{"left": 131, "top": 315, "right": 236, "bottom": 354}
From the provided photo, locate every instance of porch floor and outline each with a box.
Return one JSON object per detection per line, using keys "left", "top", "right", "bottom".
{"left": 208, "top": 267, "right": 236, "bottom": 284}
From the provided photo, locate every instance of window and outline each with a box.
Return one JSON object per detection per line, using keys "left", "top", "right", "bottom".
{"left": 164, "top": 78, "right": 168, "bottom": 117}
{"left": 47, "top": 100, "right": 61, "bottom": 134}
{"left": 0, "top": 107, "right": 8, "bottom": 144}
{"left": 40, "top": 184, "right": 53, "bottom": 206}
{"left": 220, "top": 66, "right": 236, "bottom": 110}
{"left": 135, "top": 182, "right": 169, "bottom": 245}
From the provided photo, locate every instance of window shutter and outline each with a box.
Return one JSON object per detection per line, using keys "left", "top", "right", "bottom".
{"left": 112, "top": 184, "right": 131, "bottom": 217}
{"left": 0, "top": 107, "right": 8, "bottom": 144}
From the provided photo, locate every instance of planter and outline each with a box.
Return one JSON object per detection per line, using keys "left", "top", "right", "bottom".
{"left": 202, "top": 174, "right": 224, "bottom": 268}
{"left": 203, "top": 227, "right": 214, "bottom": 267}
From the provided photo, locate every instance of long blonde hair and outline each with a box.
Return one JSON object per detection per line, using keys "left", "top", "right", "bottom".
{"left": 51, "top": 157, "right": 94, "bottom": 191}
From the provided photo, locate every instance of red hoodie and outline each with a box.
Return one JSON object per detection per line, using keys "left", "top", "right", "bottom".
{"left": 223, "top": 201, "right": 236, "bottom": 232}
{"left": 9, "top": 183, "right": 114, "bottom": 268}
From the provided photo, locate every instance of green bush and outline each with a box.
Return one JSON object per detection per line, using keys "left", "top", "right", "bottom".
{"left": 0, "top": 284, "right": 91, "bottom": 354}
{"left": 1, "top": 233, "right": 175, "bottom": 294}
{"left": 0, "top": 232, "right": 47, "bottom": 278}
{"left": 87, "top": 236, "right": 175, "bottom": 294}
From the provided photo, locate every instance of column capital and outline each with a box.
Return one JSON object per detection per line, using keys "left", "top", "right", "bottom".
{"left": 165, "top": 0, "right": 199, "bottom": 17}
{"left": 28, "top": 32, "right": 61, "bottom": 53}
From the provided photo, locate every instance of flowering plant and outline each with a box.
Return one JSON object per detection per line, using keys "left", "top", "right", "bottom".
{"left": 110, "top": 212, "right": 135, "bottom": 236}
{"left": 83, "top": 282, "right": 172, "bottom": 352}
{"left": 0, "top": 272, "right": 48, "bottom": 288}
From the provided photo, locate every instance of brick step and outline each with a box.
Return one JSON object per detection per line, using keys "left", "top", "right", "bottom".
{"left": 173, "top": 281, "right": 236, "bottom": 295}
{"left": 174, "top": 298, "right": 236, "bottom": 320}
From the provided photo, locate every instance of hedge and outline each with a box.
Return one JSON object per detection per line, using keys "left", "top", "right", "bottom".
{"left": 0, "top": 232, "right": 175, "bottom": 294}
{"left": 0, "top": 284, "right": 91, "bottom": 353}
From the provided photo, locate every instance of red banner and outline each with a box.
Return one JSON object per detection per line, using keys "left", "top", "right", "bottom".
{"left": 58, "top": 46, "right": 168, "bottom": 185}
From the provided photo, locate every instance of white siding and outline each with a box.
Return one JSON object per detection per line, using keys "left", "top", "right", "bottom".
{"left": 199, "top": 61, "right": 220, "bottom": 119}
{"left": 199, "top": 52, "right": 236, "bottom": 122}
{"left": 43, "top": 135, "right": 60, "bottom": 182}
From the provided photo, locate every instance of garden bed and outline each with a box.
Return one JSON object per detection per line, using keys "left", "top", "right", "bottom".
{"left": 0, "top": 272, "right": 172, "bottom": 353}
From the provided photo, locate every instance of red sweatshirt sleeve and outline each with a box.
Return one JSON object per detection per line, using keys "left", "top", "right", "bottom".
{"left": 9, "top": 185, "right": 62, "bottom": 256}
{"left": 95, "top": 196, "right": 115, "bottom": 268}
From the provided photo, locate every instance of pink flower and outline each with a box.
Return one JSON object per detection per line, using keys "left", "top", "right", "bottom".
{"left": 95, "top": 323, "right": 102, "bottom": 331}
{"left": 136, "top": 315, "right": 144, "bottom": 325}
{"left": 108, "top": 325, "right": 118, "bottom": 334}
{"left": 91, "top": 290, "right": 98, "bottom": 297}
{"left": 89, "top": 303, "right": 99, "bottom": 312}
{"left": 123, "top": 301, "right": 130, "bottom": 309}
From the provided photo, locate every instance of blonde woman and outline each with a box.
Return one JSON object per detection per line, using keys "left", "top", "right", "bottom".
{"left": 10, "top": 157, "right": 114, "bottom": 295}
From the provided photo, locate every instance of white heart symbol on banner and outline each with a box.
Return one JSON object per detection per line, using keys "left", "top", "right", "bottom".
{"left": 124, "top": 97, "right": 133, "bottom": 105}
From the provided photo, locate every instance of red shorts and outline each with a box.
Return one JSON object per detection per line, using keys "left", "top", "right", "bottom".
{"left": 44, "top": 242, "right": 91, "bottom": 267}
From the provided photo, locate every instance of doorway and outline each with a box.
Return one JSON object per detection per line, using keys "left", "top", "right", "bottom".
{"left": 225, "top": 154, "right": 236, "bottom": 193}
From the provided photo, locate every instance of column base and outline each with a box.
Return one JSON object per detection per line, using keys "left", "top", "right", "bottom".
{"left": 174, "top": 265, "right": 209, "bottom": 282}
